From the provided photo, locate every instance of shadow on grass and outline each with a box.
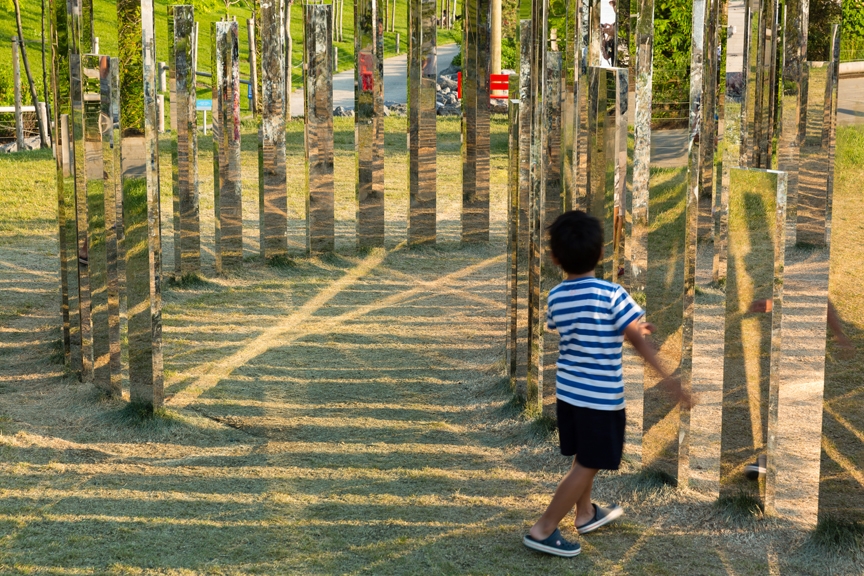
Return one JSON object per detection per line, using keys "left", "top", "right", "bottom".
{"left": 808, "top": 516, "right": 864, "bottom": 552}
{"left": 105, "top": 401, "right": 188, "bottom": 431}
{"left": 168, "top": 272, "right": 215, "bottom": 290}
{"left": 715, "top": 490, "right": 764, "bottom": 524}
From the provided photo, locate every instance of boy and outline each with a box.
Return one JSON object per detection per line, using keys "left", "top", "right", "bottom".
{"left": 523, "top": 210, "right": 691, "bottom": 558}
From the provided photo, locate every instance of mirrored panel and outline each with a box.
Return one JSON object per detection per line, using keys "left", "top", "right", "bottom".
{"left": 102, "top": 55, "right": 124, "bottom": 394}
{"left": 539, "top": 50, "right": 564, "bottom": 417}
{"left": 305, "top": 4, "right": 336, "bottom": 253}
{"left": 506, "top": 82, "right": 520, "bottom": 389}
{"left": 213, "top": 20, "right": 243, "bottom": 271}
{"left": 169, "top": 5, "right": 201, "bottom": 275}
{"left": 514, "top": 20, "right": 531, "bottom": 402}
{"left": 50, "top": 0, "right": 80, "bottom": 369}
{"left": 83, "top": 53, "right": 112, "bottom": 394}
{"left": 796, "top": 62, "right": 829, "bottom": 246}
{"left": 777, "top": 0, "right": 807, "bottom": 246}
{"left": 355, "top": 0, "right": 385, "bottom": 248}
{"left": 119, "top": 0, "right": 164, "bottom": 407}
{"left": 260, "top": 0, "right": 288, "bottom": 259}
{"left": 818, "top": 23, "right": 862, "bottom": 530}
{"left": 69, "top": 0, "right": 94, "bottom": 381}
{"left": 461, "top": 0, "right": 490, "bottom": 242}
{"left": 407, "top": 0, "right": 437, "bottom": 246}
{"left": 719, "top": 167, "right": 785, "bottom": 502}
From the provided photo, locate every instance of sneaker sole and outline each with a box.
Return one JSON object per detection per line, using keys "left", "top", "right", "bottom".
{"left": 522, "top": 536, "right": 582, "bottom": 558}
{"left": 577, "top": 506, "right": 623, "bottom": 535}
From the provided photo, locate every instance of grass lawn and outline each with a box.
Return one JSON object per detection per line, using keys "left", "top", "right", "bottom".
{"left": 0, "top": 119, "right": 861, "bottom": 573}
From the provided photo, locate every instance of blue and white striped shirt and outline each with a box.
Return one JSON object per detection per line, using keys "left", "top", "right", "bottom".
{"left": 546, "top": 277, "right": 644, "bottom": 411}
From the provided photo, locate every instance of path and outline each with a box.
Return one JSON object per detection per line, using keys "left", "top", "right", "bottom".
{"left": 838, "top": 75, "right": 864, "bottom": 126}
{"left": 289, "top": 43, "right": 461, "bottom": 114}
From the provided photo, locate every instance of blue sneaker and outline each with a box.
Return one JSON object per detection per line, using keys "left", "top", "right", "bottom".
{"left": 523, "top": 528, "right": 582, "bottom": 558}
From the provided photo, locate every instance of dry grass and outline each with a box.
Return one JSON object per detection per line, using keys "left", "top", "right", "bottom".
{"left": 0, "top": 121, "right": 861, "bottom": 574}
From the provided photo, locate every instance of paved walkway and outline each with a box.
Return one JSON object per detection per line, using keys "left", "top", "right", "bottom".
{"left": 838, "top": 76, "right": 864, "bottom": 126}
{"left": 286, "top": 50, "right": 862, "bottom": 169}
{"left": 289, "top": 43, "right": 461, "bottom": 114}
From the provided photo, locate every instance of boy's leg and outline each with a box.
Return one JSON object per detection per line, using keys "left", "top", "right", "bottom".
{"left": 574, "top": 471, "right": 596, "bottom": 526}
{"left": 529, "top": 459, "right": 598, "bottom": 540}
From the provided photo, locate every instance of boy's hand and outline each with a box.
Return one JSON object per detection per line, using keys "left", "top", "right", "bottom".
{"left": 748, "top": 298, "right": 773, "bottom": 313}
{"left": 638, "top": 322, "right": 656, "bottom": 336}
{"left": 658, "top": 376, "right": 695, "bottom": 410}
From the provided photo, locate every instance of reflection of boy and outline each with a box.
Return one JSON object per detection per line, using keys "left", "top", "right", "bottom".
{"left": 523, "top": 210, "right": 691, "bottom": 558}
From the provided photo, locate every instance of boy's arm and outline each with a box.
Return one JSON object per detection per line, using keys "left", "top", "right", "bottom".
{"left": 623, "top": 319, "right": 693, "bottom": 408}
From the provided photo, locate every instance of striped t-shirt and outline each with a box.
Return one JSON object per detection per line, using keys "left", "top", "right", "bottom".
{"left": 546, "top": 277, "right": 644, "bottom": 411}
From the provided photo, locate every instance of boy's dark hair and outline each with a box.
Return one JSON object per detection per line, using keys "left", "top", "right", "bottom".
{"left": 548, "top": 210, "right": 603, "bottom": 275}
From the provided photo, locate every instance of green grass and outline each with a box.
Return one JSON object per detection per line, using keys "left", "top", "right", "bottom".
{"left": 810, "top": 516, "right": 864, "bottom": 551}
{"left": 0, "top": 0, "right": 462, "bottom": 112}
{"left": 0, "top": 120, "right": 862, "bottom": 574}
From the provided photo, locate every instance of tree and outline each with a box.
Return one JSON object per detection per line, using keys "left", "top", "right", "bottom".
{"left": 12, "top": 0, "right": 48, "bottom": 148}
{"left": 842, "top": 0, "right": 864, "bottom": 40}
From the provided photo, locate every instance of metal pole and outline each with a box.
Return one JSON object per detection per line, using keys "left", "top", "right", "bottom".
{"left": 12, "top": 39, "right": 24, "bottom": 150}
{"left": 247, "top": 18, "right": 259, "bottom": 115}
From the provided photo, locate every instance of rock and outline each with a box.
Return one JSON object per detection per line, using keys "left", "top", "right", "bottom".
{"left": 441, "top": 87, "right": 451, "bottom": 96}
{"left": 437, "top": 104, "right": 461, "bottom": 116}
{"left": 437, "top": 75, "right": 458, "bottom": 91}
{"left": 446, "top": 94, "right": 458, "bottom": 106}
{"left": 384, "top": 102, "right": 407, "bottom": 116}
{"left": 438, "top": 63, "right": 461, "bottom": 77}
{"left": 490, "top": 99, "right": 509, "bottom": 115}
{"left": 383, "top": 105, "right": 390, "bottom": 117}
{"left": 332, "top": 106, "right": 354, "bottom": 117}
{"left": 0, "top": 136, "right": 40, "bottom": 153}
{"left": 436, "top": 83, "right": 441, "bottom": 92}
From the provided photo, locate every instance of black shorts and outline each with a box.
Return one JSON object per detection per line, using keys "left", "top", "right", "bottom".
{"left": 557, "top": 400, "right": 626, "bottom": 470}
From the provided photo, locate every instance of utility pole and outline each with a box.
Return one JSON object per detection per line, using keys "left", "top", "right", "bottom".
{"left": 491, "top": 0, "right": 501, "bottom": 75}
